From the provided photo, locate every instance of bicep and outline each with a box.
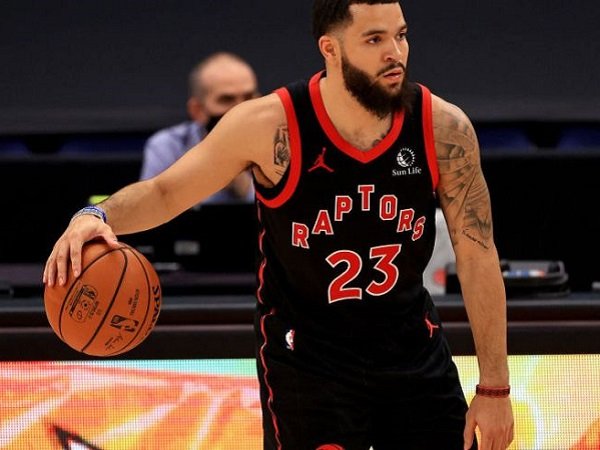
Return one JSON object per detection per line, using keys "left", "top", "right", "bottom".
{"left": 433, "top": 100, "right": 495, "bottom": 258}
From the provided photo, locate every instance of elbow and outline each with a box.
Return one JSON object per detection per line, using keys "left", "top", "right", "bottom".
{"left": 455, "top": 245, "right": 503, "bottom": 285}
{"left": 146, "top": 177, "right": 176, "bottom": 225}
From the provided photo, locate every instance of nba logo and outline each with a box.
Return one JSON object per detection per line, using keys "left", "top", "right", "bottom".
{"left": 110, "top": 315, "right": 140, "bottom": 333}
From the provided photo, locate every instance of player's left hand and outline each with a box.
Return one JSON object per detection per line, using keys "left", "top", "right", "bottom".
{"left": 463, "top": 395, "right": 514, "bottom": 450}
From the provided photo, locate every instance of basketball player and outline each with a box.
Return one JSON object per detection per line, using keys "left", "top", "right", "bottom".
{"left": 44, "top": 1, "right": 514, "bottom": 448}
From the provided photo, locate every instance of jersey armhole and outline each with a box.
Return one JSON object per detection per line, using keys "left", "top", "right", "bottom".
{"left": 255, "top": 87, "right": 303, "bottom": 208}
{"left": 418, "top": 84, "right": 439, "bottom": 191}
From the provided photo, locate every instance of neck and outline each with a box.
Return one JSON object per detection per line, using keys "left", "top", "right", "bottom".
{"left": 319, "top": 73, "right": 393, "bottom": 150}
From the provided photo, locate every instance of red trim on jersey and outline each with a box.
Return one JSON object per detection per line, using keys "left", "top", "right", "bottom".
{"left": 419, "top": 84, "right": 439, "bottom": 191}
{"left": 308, "top": 71, "right": 405, "bottom": 164}
{"left": 255, "top": 88, "right": 302, "bottom": 209}
{"left": 256, "top": 228, "right": 266, "bottom": 305}
{"left": 259, "top": 309, "right": 283, "bottom": 450}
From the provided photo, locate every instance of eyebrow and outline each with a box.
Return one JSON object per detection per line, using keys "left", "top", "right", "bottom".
{"left": 361, "top": 24, "right": 408, "bottom": 37}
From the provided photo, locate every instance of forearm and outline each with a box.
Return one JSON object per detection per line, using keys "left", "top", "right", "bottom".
{"left": 98, "top": 179, "right": 176, "bottom": 236}
{"left": 457, "top": 252, "right": 509, "bottom": 386}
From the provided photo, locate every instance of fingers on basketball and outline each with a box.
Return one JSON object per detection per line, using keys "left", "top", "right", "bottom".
{"left": 44, "top": 239, "right": 162, "bottom": 357}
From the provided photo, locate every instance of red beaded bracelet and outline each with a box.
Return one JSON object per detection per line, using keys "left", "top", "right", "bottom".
{"left": 475, "top": 384, "right": 511, "bottom": 398}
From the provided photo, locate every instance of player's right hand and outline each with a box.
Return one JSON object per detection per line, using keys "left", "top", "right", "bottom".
{"left": 43, "top": 214, "right": 119, "bottom": 287}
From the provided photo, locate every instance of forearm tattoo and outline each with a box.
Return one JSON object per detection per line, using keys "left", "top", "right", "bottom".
{"left": 434, "top": 105, "right": 493, "bottom": 250}
{"left": 273, "top": 125, "right": 290, "bottom": 177}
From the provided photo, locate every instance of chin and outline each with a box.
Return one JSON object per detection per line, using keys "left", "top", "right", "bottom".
{"left": 383, "top": 81, "right": 403, "bottom": 94}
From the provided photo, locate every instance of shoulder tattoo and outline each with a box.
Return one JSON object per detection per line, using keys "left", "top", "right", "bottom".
{"left": 434, "top": 104, "right": 493, "bottom": 250}
{"left": 273, "top": 124, "right": 290, "bottom": 177}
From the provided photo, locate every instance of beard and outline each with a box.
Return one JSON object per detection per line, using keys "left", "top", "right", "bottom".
{"left": 341, "top": 54, "right": 413, "bottom": 119}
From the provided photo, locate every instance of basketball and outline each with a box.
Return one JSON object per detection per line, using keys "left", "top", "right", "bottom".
{"left": 44, "top": 239, "right": 162, "bottom": 357}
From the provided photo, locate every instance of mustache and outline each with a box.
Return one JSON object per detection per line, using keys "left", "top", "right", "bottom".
{"left": 376, "top": 62, "right": 407, "bottom": 77}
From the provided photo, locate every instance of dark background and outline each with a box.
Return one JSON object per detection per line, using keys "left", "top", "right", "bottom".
{"left": 1, "top": 0, "right": 599, "bottom": 134}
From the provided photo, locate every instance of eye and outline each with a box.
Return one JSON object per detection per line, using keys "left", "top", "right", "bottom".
{"left": 367, "top": 35, "right": 382, "bottom": 44}
{"left": 216, "top": 94, "right": 236, "bottom": 105}
{"left": 396, "top": 31, "right": 407, "bottom": 41}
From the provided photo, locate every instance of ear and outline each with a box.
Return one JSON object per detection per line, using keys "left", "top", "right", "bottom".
{"left": 318, "top": 35, "right": 339, "bottom": 63}
{"left": 187, "top": 97, "right": 207, "bottom": 124}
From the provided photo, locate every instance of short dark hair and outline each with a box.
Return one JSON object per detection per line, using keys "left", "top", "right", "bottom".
{"left": 312, "top": 0, "right": 400, "bottom": 41}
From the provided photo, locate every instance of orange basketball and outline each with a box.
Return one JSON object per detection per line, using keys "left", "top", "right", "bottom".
{"left": 44, "top": 239, "right": 162, "bottom": 357}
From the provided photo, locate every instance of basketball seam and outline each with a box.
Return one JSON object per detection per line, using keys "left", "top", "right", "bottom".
{"left": 56, "top": 245, "right": 126, "bottom": 341}
{"left": 104, "top": 244, "right": 156, "bottom": 357}
{"left": 81, "top": 248, "right": 129, "bottom": 354}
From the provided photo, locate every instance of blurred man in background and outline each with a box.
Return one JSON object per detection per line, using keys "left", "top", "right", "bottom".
{"left": 140, "top": 52, "right": 259, "bottom": 203}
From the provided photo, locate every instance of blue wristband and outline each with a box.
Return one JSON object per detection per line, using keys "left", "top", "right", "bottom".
{"left": 71, "top": 205, "right": 107, "bottom": 223}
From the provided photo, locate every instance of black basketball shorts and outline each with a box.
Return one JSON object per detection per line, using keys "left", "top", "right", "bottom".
{"left": 255, "top": 310, "right": 476, "bottom": 450}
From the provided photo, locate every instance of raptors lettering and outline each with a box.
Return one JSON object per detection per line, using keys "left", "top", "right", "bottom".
{"left": 291, "top": 184, "right": 426, "bottom": 249}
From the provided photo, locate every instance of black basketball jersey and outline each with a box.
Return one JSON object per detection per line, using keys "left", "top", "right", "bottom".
{"left": 254, "top": 71, "right": 440, "bottom": 342}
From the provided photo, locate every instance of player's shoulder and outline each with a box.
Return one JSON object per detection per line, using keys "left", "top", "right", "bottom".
{"left": 429, "top": 93, "right": 479, "bottom": 155}
{"left": 224, "top": 93, "right": 286, "bottom": 130}
{"left": 202, "top": 93, "right": 288, "bottom": 163}
{"left": 430, "top": 93, "right": 473, "bottom": 130}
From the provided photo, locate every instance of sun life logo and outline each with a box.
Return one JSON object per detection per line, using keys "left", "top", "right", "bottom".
{"left": 392, "top": 147, "right": 422, "bottom": 177}
{"left": 396, "top": 147, "right": 415, "bottom": 168}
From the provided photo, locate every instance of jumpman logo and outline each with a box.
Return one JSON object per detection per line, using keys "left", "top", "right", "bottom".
{"left": 424, "top": 313, "right": 439, "bottom": 338}
{"left": 308, "top": 147, "right": 334, "bottom": 173}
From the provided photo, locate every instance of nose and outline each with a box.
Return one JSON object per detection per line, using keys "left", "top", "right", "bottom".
{"left": 384, "top": 38, "right": 405, "bottom": 63}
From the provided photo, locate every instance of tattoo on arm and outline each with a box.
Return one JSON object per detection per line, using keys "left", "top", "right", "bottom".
{"left": 434, "top": 104, "right": 493, "bottom": 251}
{"left": 273, "top": 125, "right": 290, "bottom": 177}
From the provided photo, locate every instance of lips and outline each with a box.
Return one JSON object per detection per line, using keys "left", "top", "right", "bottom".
{"left": 377, "top": 61, "right": 405, "bottom": 77}
{"left": 384, "top": 69, "right": 404, "bottom": 78}
{"left": 382, "top": 70, "right": 404, "bottom": 83}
